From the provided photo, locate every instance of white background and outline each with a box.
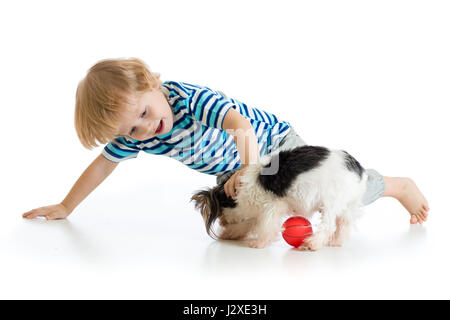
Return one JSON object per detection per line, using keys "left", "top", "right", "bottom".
{"left": 1, "top": 0, "right": 449, "bottom": 299}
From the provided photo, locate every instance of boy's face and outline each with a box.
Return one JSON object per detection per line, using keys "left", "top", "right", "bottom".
{"left": 117, "top": 84, "right": 174, "bottom": 141}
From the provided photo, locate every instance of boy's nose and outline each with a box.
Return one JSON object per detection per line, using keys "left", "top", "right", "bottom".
{"left": 149, "top": 120, "right": 159, "bottom": 135}
{"left": 143, "top": 119, "right": 159, "bottom": 138}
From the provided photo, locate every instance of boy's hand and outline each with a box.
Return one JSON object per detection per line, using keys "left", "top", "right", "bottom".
{"left": 224, "top": 167, "right": 248, "bottom": 199}
{"left": 22, "top": 203, "right": 70, "bottom": 220}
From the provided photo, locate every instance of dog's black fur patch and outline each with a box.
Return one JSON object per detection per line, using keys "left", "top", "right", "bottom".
{"left": 342, "top": 150, "right": 365, "bottom": 179}
{"left": 215, "top": 182, "right": 237, "bottom": 208}
{"left": 257, "top": 145, "right": 331, "bottom": 197}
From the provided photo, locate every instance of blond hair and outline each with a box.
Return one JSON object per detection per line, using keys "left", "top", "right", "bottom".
{"left": 74, "top": 57, "right": 162, "bottom": 149}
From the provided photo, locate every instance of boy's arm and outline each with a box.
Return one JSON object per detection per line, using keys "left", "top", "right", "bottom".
{"left": 222, "top": 108, "right": 260, "bottom": 199}
{"left": 22, "top": 153, "right": 118, "bottom": 220}
{"left": 222, "top": 107, "right": 260, "bottom": 168}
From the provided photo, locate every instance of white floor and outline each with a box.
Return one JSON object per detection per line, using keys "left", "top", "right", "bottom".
{"left": 2, "top": 170, "right": 448, "bottom": 300}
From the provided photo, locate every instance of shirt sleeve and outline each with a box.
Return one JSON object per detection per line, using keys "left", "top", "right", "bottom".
{"left": 186, "top": 85, "right": 236, "bottom": 130}
{"left": 101, "top": 137, "right": 140, "bottom": 163}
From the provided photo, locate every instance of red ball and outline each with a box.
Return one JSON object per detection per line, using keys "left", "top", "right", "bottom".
{"left": 282, "top": 216, "right": 313, "bottom": 248}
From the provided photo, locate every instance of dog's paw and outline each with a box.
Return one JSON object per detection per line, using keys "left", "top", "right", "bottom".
{"left": 218, "top": 233, "right": 232, "bottom": 240}
{"left": 219, "top": 231, "right": 243, "bottom": 241}
{"left": 247, "top": 239, "right": 270, "bottom": 249}
{"left": 327, "top": 233, "right": 347, "bottom": 247}
{"left": 327, "top": 239, "right": 343, "bottom": 247}
{"left": 298, "top": 237, "right": 323, "bottom": 251}
{"left": 296, "top": 244, "right": 311, "bottom": 251}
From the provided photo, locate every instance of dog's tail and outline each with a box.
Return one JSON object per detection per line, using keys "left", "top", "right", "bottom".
{"left": 190, "top": 185, "right": 228, "bottom": 239}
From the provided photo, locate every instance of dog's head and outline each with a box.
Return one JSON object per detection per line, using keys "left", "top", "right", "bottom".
{"left": 190, "top": 182, "right": 237, "bottom": 239}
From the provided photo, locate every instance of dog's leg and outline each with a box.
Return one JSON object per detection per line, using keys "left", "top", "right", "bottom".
{"left": 247, "top": 203, "right": 284, "bottom": 248}
{"left": 329, "top": 203, "right": 361, "bottom": 247}
{"left": 219, "top": 219, "right": 255, "bottom": 240}
{"left": 328, "top": 216, "right": 351, "bottom": 247}
{"left": 299, "top": 206, "right": 339, "bottom": 251}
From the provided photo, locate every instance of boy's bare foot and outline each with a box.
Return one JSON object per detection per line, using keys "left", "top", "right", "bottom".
{"left": 382, "top": 177, "right": 429, "bottom": 224}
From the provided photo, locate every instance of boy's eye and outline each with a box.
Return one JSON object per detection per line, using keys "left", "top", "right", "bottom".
{"left": 141, "top": 109, "right": 146, "bottom": 117}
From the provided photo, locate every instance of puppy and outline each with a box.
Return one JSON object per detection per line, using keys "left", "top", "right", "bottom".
{"left": 191, "top": 145, "right": 367, "bottom": 250}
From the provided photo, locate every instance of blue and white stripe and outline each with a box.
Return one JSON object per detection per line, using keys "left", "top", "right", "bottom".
{"left": 102, "top": 80, "right": 292, "bottom": 176}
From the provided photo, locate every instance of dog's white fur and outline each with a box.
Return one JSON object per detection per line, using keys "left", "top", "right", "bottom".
{"left": 218, "top": 150, "right": 367, "bottom": 250}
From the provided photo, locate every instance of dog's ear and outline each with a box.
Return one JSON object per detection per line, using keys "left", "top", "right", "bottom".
{"left": 190, "top": 187, "right": 222, "bottom": 239}
{"left": 191, "top": 189, "right": 213, "bottom": 222}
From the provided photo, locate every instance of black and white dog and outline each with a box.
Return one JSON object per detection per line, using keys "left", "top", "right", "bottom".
{"left": 191, "top": 146, "right": 367, "bottom": 250}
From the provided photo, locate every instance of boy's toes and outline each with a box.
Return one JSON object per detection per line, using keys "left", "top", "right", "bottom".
{"left": 410, "top": 215, "right": 424, "bottom": 224}
{"left": 415, "top": 210, "right": 426, "bottom": 221}
{"left": 421, "top": 210, "right": 428, "bottom": 221}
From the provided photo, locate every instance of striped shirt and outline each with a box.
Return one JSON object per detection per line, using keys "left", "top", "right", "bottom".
{"left": 101, "top": 80, "right": 292, "bottom": 176}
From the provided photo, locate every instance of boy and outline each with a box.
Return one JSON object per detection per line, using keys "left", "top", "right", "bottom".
{"left": 23, "top": 58, "right": 429, "bottom": 224}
